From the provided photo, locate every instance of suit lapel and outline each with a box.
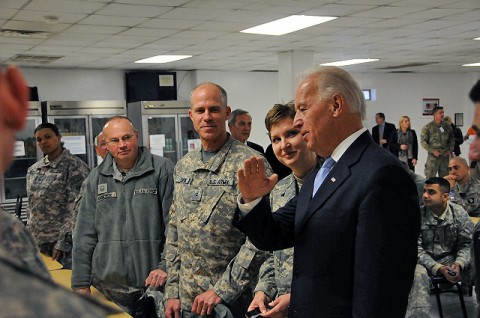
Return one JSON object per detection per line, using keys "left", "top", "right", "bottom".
{"left": 295, "top": 131, "right": 372, "bottom": 234}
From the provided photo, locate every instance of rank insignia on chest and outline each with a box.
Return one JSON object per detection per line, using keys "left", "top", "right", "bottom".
{"left": 98, "top": 184, "right": 107, "bottom": 194}
{"left": 191, "top": 189, "right": 202, "bottom": 202}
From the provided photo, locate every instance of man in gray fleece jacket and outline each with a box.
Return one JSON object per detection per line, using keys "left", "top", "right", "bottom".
{"left": 72, "top": 116, "right": 174, "bottom": 315}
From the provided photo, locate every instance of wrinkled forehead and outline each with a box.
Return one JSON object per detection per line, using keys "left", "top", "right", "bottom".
{"left": 103, "top": 119, "right": 135, "bottom": 138}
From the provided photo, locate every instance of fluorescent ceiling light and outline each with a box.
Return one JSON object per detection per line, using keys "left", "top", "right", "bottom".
{"left": 135, "top": 55, "right": 192, "bottom": 64}
{"left": 463, "top": 63, "right": 480, "bottom": 67}
{"left": 474, "top": 37, "right": 480, "bottom": 40}
{"left": 321, "top": 59, "right": 379, "bottom": 66}
{"left": 240, "top": 15, "right": 337, "bottom": 36}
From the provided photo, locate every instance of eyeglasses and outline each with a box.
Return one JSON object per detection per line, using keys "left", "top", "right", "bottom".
{"left": 106, "top": 134, "right": 134, "bottom": 146}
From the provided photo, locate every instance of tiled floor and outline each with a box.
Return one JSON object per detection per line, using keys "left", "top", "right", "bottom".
{"left": 429, "top": 289, "right": 477, "bottom": 318}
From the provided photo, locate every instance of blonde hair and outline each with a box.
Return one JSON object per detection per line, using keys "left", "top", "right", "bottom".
{"left": 398, "top": 115, "right": 411, "bottom": 130}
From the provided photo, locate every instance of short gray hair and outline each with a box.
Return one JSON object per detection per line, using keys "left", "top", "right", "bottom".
{"left": 228, "top": 109, "right": 250, "bottom": 126}
{"left": 190, "top": 82, "right": 228, "bottom": 107}
{"left": 298, "top": 66, "right": 366, "bottom": 120}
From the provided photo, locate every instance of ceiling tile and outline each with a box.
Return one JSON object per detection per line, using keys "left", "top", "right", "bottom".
{"left": 95, "top": 3, "right": 172, "bottom": 17}
{"left": 25, "top": 0, "right": 106, "bottom": 14}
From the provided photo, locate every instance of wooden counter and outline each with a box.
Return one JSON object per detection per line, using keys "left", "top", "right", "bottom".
{"left": 40, "top": 253, "right": 131, "bottom": 317}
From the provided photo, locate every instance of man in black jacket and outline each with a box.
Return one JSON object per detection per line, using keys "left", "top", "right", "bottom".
{"left": 372, "top": 112, "right": 396, "bottom": 149}
{"left": 228, "top": 109, "right": 265, "bottom": 155}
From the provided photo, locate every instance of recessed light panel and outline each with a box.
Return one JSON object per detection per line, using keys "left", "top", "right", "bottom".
{"left": 463, "top": 63, "right": 480, "bottom": 67}
{"left": 241, "top": 15, "right": 337, "bottom": 36}
{"left": 135, "top": 55, "right": 192, "bottom": 64}
{"left": 321, "top": 59, "right": 379, "bottom": 66}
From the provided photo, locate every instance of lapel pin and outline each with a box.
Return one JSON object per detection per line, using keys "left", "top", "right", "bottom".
{"left": 331, "top": 177, "right": 336, "bottom": 182}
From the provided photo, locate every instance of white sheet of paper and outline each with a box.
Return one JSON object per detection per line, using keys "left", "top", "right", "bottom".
{"left": 14, "top": 140, "right": 26, "bottom": 156}
{"left": 62, "top": 135, "right": 86, "bottom": 154}
{"left": 188, "top": 139, "right": 201, "bottom": 152}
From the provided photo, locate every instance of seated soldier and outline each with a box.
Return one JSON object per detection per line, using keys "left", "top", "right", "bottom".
{"left": 444, "top": 156, "right": 480, "bottom": 216}
{"left": 405, "top": 177, "right": 474, "bottom": 318}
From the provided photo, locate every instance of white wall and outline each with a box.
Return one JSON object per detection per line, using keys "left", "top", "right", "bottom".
{"left": 354, "top": 71, "right": 480, "bottom": 176}
{"left": 20, "top": 66, "right": 480, "bottom": 177}
{"left": 192, "top": 70, "right": 278, "bottom": 148}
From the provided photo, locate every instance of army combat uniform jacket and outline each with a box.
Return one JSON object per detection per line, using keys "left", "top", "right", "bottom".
{"left": 420, "top": 120, "right": 454, "bottom": 156}
{"left": 164, "top": 136, "right": 270, "bottom": 311}
{"left": 418, "top": 202, "right": 473, "bottom": 275}
{"left": 451, "top": 176, "right": 480, "bottom": 217}
{"left": 254, "top": 173, "right": 296, "bottom": 299}
{"left": 26, "top": 148, "right": 90, "bottom": 249}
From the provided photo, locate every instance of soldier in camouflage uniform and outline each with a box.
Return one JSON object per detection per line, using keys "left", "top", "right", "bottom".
{"left": 164, "top": 83, "right": 270, "bottom": 318}
{"left": 0, "top": 209, "right": 50, "bottom": 280}
{"left": 26, "top": 122, "right": 90, "bottom": 268}
{"left": 405, "top": 177, "right": 473, "bottom": 318}
{"left": 421, "top": 106, "right": 454, "bottom": 178}
{"left": 0, "top": 65, "right": 115, "bottom": 317}
{"left": 248, "top": 103, "right": 320, "bottom": 318}
{"left": 445, "top": 156, "right": 480, "bottom": 216}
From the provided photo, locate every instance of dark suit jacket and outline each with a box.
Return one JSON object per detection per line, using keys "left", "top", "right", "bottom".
{"left": 372, "top": 122, "right": 396, "bottom": 149}
{"left": 234, "top": 131, "right": 420, "bottom": 318}
{"left": 246, "top": 141, "right": 265, "bottom": 156}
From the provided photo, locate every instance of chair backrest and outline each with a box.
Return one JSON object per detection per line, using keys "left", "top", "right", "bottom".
{"left": 473, "top": 230, "right": 480, "bottom": 287}
{"left": 14, "top": 195, "right": 22, "bottom": 220}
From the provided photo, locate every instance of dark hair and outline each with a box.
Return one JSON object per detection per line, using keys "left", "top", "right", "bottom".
{"left": 376, "top": 112, "right": 385, "bottom": 120}
{"left": 229, "top": 109, "right": 249, "bottom": 126}
{"left": 432, "top": 106, "right": 443, "bottom": 114}
{"left": 470, "top": 80, "right": 480, "bottom": 103}
{"left": 425, "top": 177, "right": 450, "bottom": 194}
{"left": 264, "top": 102, "right": 296, "bottom": 139}
{"left": 34, "top": 123, "right": 60, "bottom": 135}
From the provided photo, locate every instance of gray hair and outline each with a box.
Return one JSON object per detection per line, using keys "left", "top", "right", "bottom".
{"left": 228, "top": 109, "right": 250, "bottom": 126}
{"left": 298, "top": 66, "right": 366, "bottom": 120}
{"left": 450, "top": 156, "right": 469, "bottom": 167}
{"left": 190, "top": 82, "right": 228, "bottom": 108}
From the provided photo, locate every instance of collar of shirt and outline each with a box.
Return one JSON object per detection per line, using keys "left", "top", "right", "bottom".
{"left": 42, "top": 148, "right": 66, "bottom": 167}
{"left": 430, "top": 203, "right": 449, "bottom": 221}
{"left": 330, "top": 127, "right": 368, "bottom": 163}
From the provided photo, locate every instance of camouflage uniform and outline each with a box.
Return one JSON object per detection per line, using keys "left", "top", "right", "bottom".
{"left": 164, "top": 136, "right": 271, "bottom": 316}
{"left": 26, "top": 148, "right": 90, "bottom": 268}
{"left": 420, "top": 120, "right": 454, "bottom": 178}
{"left": 0, "top": 209, "right": 50, "bottom": 281}
{"left": 72, "top": 148, "right": 174, "bottom": 315}
{"left": 254, "top": 164, "right": 318, "bottom": 300}
{"left": 0, "top": 208, "right": 115, "bottom": 317}
{"left": 450, "top": 176, "right": 480, "bottom": 216}
{"left": 405, "top": 202, "right": 473, "bottom": 317}
{"left": 0, "top": 245, "right": 117, "bottom": 317}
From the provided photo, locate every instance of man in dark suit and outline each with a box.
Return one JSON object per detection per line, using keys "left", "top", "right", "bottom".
{"left": 234, "top": 66, "right": 420, "bottom": 318}
{"left": 372, "top": 112, "right": 396, "bottom": 149}
{"left": 228, "top": 109, "right": 265, "bottom": 155}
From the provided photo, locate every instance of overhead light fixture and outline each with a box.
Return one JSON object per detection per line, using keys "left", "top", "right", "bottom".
{"left": 135, "top": 55, "right": 192, "bottom": 64}
{"left": 474, "top": 37, "right": 480, "bottom": 40}
{"left": 463, "top": 63, "right": 480, "bottom": 67}
{"left": 240, "top": 15, "right": 337, "bottom": 36}
{"left": 321, "top": 59, "right": 379, "bottom": 67}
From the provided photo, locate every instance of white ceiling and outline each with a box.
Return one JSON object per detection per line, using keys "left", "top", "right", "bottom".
{"left": 1, "top": 0, "right": 479, "bottom": 73}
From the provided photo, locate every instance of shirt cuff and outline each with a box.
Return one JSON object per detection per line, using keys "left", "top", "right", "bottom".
{"left": 237, "top": 195, "right": 262, "bottom": 217}
{"left": 432, "top": 263, "right": 443, "bottom": 275}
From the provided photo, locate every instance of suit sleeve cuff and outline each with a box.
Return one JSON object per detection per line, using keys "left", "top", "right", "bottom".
{"left": 237, "top": 195, "right": 262, "bottom": 217}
